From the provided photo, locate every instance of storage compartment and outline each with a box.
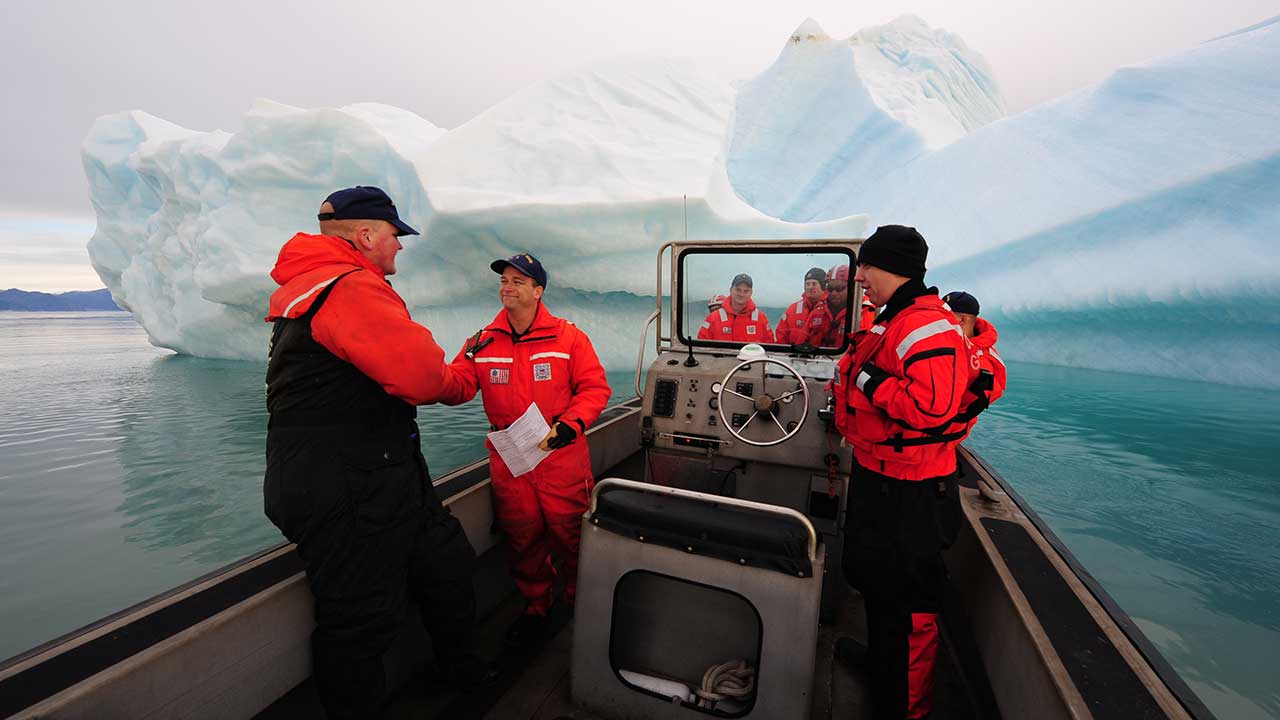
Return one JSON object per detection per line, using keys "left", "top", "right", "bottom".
{"left": 610, "top": 571, "right": 760, "bottom": 716}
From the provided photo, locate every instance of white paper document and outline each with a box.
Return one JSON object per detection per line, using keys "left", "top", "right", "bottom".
{"left": 487, "top": 402, "right": 553, "bottom": 477}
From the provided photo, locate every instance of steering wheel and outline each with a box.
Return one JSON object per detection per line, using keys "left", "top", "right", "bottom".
{"left": 713, "top": 357, "right": 810, "bottom": 447}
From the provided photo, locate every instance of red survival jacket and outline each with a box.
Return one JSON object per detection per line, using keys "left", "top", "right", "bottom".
{"left": 970, "top": 317, "right": 1006, "bottom": 404}
{"left": 697, "top": 298, "right": 774, "bottom": 343}
{"left": 439, "top": 302, "right": 611, "bottom": 446}
{"left": 826, "top": 298, "right": 878, "bottom": 347}
{"left": 775, "top": 294, "right": 834, "bottom": 346}
{"left": 832, "top": 289, "right": 973, "bottom": 480}
{"left": 265, "top": 233, "right": 456, "bottom": 405}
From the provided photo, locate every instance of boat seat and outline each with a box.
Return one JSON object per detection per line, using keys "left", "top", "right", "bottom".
{"left": 572, "top": 479, "right": 824, "bottom": 720}
{"left": 591, "top": 484, "right": 814, "bottom": 578}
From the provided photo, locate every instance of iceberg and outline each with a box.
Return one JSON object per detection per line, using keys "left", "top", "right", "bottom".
{"left": 83, "top": 61, "right": 867, "bottom": 365}
{"left": 83, "top": 16, "right": 1280, "bottom": 388}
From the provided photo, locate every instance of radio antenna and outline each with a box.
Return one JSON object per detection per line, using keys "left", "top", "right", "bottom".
{"left": 683, "top": 194, "right": 688, "bottom": 241}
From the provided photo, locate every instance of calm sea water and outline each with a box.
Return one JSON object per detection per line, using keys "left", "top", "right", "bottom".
{"left": 1, "top": 313, "right": 1277, "bottom": 718}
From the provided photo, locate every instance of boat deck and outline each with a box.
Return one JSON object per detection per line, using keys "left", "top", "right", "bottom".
{"left": 258, "top": 568, "right": 995, "bottom": 719}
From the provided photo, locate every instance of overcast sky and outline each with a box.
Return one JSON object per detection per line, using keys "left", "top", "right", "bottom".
{"left": 1, "top": 0, "right": 1275, "bottom": 290}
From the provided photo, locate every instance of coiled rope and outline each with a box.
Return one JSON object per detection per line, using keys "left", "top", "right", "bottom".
{"left": 694, "top": 659, "right": 755, "bottom": 709}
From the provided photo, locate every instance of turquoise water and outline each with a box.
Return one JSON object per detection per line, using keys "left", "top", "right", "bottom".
{"left": 1, "top": 313, "right": 1277, "bottom": 719}
{"left": 966, "top": 364, "right": 1280, "bottom": 720}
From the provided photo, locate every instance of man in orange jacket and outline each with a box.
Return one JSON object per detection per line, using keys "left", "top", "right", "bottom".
{"left": 775, "top": 266, "right": 833, "bottom": 346}
{"left": 822, "top": 264, "right": 876, "bottom": 347}
{"left": 832, "top": 225, "right": 972, "bottom": 720}
{"left": 942, "top": 291, "right": 1007, "bottom": 441}
{"left": 440, "top": 253, "right": 611, "bottom": 647}
{"left": 697, "top": 273, "right": 774, "bottom": 343}
{"left": 263, "top": 187, "right": 492, "bottom": 720}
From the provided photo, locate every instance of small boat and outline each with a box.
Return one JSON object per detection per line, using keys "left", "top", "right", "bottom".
{"left": 0, "top": 239, "right": 1215, "bottom": 720}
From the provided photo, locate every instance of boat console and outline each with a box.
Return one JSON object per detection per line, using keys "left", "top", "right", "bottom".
{"left": 571, "top": 240, "right": 860, "bottom": 718}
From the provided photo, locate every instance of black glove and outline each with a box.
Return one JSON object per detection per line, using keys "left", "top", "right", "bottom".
{"left": 539, "top": 420, "right": 578, "bottom": 451}
{"left": 855, "top": 362, "right": 891, "bottom": 400}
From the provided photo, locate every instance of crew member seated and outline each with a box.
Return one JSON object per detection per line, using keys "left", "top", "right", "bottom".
{"left": 697, "top": 273, "right": 774, "bottom": 343}
{"left": 775, "top": 267, "right": 833, "bottom": 346}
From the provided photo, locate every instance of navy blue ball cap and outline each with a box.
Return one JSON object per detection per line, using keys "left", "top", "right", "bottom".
{"left": 943, "top": 291, "right": 980, "bottom": 315}
{"left": 491, "top": 252, "right": 548, "bottom": 287}
{"left": 318, "top": 186, "right": 418, "bottom": 236}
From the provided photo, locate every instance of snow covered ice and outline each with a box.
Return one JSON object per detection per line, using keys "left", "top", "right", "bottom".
{"left": 83, "top": 15, "right": 1280, "bottom": 388}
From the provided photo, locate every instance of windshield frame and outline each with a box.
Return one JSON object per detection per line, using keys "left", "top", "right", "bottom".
{"left": 675, "top": 244, "right": 859, "bottom": 356}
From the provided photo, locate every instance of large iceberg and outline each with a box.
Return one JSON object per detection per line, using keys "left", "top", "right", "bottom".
{"left": 84, "top": 15, "right": 1280, "bottom": 388}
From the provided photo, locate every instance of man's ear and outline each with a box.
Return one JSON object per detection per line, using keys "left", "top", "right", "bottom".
{"left": 355, "top": 224, "right": 375, "bottom": 250}
{"left": 533, "top": 285, "right": 545, "bottom": 301}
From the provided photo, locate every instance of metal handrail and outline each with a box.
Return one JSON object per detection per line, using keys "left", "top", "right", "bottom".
{"left": 634, "top": 309, "right": 660, "bottom": 399}
{"left": 588, "top": 477, "right": 819, "bottom": 562}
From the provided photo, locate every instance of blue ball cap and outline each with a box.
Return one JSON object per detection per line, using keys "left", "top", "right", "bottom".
{"left": 943, "top": 291, "right": 980, "bottom": 315}
{"left": 319, "top": 186, "right": 419, "bottom": 236}
{"left": 491, "top": 253, "right": 548, "bottom": 288}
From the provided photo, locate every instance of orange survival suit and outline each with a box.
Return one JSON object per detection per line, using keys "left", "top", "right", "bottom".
{"left": 775, "top": 293, "right": 833, "bottom": 346}
{"left": 697, "top": 297, "right": 774, "bottom": 343}
{"left": 833, "top": 279, "right": 974, "bottom": 719}
{"left": 440, "top": 302, "right": 611, "bottom": 614}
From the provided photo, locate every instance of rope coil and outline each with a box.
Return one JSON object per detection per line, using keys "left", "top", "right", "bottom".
{"left": 694, "top": 659, "right": 755, "bottom": 709}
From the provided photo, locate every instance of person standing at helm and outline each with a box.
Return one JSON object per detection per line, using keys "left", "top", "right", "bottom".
{"left": 775, "top": 266, "right": 833, "bottom": 346}
{"left": 439, "top": 253, "right": 611, "bottom": 648}
{"left": 263, "top": 186, "right": 493, "bottom": 720}
{"left": 698, "top": 273, "right": 774, "bottom": 343}
{"left": 831, "top": 225, "right": 972, "bottom": 720}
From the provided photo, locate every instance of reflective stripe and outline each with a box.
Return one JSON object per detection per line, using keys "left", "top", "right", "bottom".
{"left": 870, "top": 325, "right": 886, "bottom": 335}
{"left": 751, "top": 309, "right": 759, "bottom": 321}
{"left": 895, "top": 319, "right": 963, "bottom": 359}
{"left": 475, "top": 357, "right": 514, "bottom": 363}
{"left": 718, "top": 308, "right": 728, "bottom": 322}
{"left": 856, "top": 370, "right": 871, "bottom": 391}
{"left": 530, "top": 351, "right": 570, "bottom": 361}
{"left": 700, "top": 321, "right": 711, "bottom": 330}
{"left": 988, "top": 347, "right": 1005, "bottom": 367}
{"left": 283, "top": 275, "right": 341, "bottom": 318}
{"left": 792, "top": 301, "right": 803, "bottom": 313}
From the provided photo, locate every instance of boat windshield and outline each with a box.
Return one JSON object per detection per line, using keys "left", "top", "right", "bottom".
{"left": 679, "top": 247, "right": 857, "bottom": 354}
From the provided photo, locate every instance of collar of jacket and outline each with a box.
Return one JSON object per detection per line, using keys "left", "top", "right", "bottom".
{"left": 485, "top": 300, "right": 560, "bottom": 337}
{"left": 875, "top": 278, "right": 935, "bottom": 325}
{"left": 269, "top": 233, "right": 385, "bottom": 287}
{"left": 971, "top": 316, "right": 999, "bottom": 349}
{"left": 721, "top": 297, "right": 758, "bottom": 317}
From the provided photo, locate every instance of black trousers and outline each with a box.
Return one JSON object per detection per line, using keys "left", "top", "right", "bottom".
{"left": 265, "top": 421, "right": 477, "bottom": 720}
{"left": 843, "top": 462, "right": 961, "bottom": 720}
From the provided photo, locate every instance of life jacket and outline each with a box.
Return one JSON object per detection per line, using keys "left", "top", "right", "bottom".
{"left": 830, "top": 291, "right": 980, "bottom": 480}
{"left": 775, "top": 293, "right": 833, "bottom": 346}
{"left": 697, "top": 298, "right": 773, "bottom": 343}
{"left": 440, "top": 302, "right": 612, "bottom": 439}
{"left": 825, "top": 297, "right": 877, "bottom": 348}
{"left": 945, "top": 317, "right": 1006, "bottom": 441}
{"left": 265, "top": 270, "right": 415, "bottom": 428}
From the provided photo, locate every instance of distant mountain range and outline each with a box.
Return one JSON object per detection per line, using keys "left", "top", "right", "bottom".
{"left": 0, "top": 288, "right": 121, "bottom": 311}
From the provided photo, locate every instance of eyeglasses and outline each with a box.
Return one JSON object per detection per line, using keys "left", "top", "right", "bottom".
{"left": 828, "top": 284, "right": 848, "bottom": 292}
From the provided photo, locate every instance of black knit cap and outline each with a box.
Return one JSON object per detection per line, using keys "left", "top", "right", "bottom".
{"left": 857, "top": 225, "right": 928, "bottom": 279}
{"left": 804, "top": 267, "right": 827, "bottom": 287}
{"left": 943, "top": 291, "right": 980, "bottom": 315}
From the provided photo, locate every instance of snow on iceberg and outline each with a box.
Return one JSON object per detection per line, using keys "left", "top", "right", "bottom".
{"left": 83, "top": 60, "right": 866, "bottom": 365}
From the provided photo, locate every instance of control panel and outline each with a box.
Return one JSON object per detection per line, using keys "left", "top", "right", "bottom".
{"left": 641, "top": 350, "right": 846, "bottom": 472}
